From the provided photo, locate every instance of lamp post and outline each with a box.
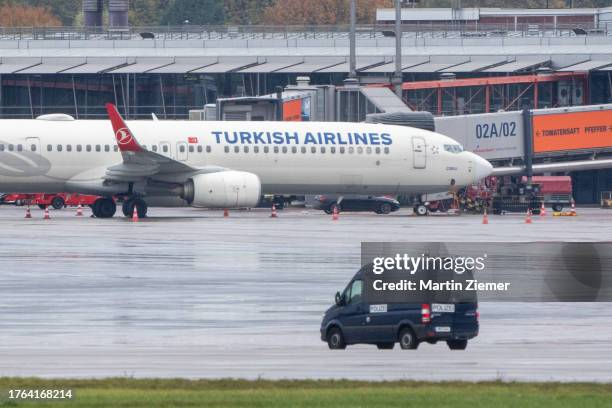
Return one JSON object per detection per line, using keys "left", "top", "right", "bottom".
{"left": 349, "top": 0, "right": 357, "bottom": 78}
{"left": 393, "top": 0, "right": 403, "bottom": 98}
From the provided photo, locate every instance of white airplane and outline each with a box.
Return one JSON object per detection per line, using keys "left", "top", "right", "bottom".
{"left": 0, "top": 103, "right": 492, "bottom": 218}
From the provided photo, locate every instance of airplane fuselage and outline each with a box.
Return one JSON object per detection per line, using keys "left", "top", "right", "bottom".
{"left": 0, "top": 118, "right": 491, "bottom": 199}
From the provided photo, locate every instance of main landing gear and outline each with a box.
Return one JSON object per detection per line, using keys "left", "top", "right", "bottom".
{"left": 90, "top": 197, "right": 148, "bottom": 219}
{"left": 122, "top": 197, "right": 148, "bottom": 218}
{"left": 91, "top": 197, "right": 117, "bottom": 219}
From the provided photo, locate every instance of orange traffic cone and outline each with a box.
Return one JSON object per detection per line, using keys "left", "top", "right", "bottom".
{"left": 132, "top": 206, "right": 139, "bottom": 222}
{"left": 482, "top": 209, "right": 489, "bottom": 224}
{"left": 332, "top": 205, "right": 339, "bottom": 221}
{"left": 571, "top": 201, "right": 577, "bottom": 216}
{"left": 43, "top": 207, "right": 51, "bottom": 220}
{"left": 25, "top": 206, "right": 32, "bottom": 219}
{"left": 76, "top": 204, "right": 84, "bottom": 217}
{"left": 223, "top": 208, "right": 229, "bottom": 218}
{"left": 525, "top": 209, "right": 532, "bottom": 224}
{"left": 270, "top": 204, "right": 278, "bottom": 218}
{"left": 540, "top": 203, "right": 547, "bottom": 217}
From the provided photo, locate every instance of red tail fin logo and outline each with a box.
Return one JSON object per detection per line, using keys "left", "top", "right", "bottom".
{"left": 116, "top": 128, "right": 133, "bottom": 145}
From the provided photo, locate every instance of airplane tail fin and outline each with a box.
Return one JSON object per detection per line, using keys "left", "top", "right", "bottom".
{"left": 106, "top": 103, "right": 143, "bottom": 153}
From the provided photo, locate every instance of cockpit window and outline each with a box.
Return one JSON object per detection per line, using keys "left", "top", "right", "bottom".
{"left": 444, "top": 144, "right": 464, "bottom": 154}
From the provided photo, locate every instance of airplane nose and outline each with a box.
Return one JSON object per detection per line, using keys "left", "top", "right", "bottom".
{"left": 470, "top": 153, "right": 494, "bottom": 181}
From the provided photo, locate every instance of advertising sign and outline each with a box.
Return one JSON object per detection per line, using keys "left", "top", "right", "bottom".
{"left": 533, "top": 109, "right": 612, "bottom": 153}
{"left": 283, "top": 99, "right": 302, "bottom": 122}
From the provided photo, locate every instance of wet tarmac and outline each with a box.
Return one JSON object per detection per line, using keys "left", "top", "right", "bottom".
{"left": 1, "top": 205, "right": 611, "bottom": 381}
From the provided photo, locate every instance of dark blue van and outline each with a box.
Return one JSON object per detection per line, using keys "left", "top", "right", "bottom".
{"left": 320, "top": 266, "right": 479, "bottom": 350}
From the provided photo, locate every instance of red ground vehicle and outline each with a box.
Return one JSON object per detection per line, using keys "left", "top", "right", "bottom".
{"left": 522, "top": 176, "right": 573, "bottom": 212}
{"left": 0, "top": 193, "right": 99, "bottom": 210}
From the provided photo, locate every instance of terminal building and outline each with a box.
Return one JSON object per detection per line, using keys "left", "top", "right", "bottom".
{"left": 0, "top": 3, "right": 610, "bottom": 204}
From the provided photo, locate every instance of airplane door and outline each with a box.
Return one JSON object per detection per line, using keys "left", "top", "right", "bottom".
{"left": 160, "top": 142, "right": 172, "bottom": 158}
{"left": 412, "top": 136, "right": 427, "bottom": 169}
{"left": 176, "top": 142, "right": 188, "bottom": 161}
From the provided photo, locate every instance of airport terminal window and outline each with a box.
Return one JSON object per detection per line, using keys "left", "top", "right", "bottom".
{"left": 384, "top": 147, "right": 390, "bottom": 154}
{"left": 234, "top": 146, "right": 240, "bottom": 153}
{"left": 348, "top": 280, "right": 363, "bottom": 304}
{"left": 291, "top": 146, "right": 297, "bottom": 154}
{"left": 206, "top": 146, "right": 212, "bottom": 153}
{"left": 66, "top": 145, "right": 72, "bottom": 152}
{"left": 264, "top": 146, "right": 269, "bottom": 154}
{"left": 95, "top": 145, "right": 101, "bottom": 152}
{"left": 57, "top": 145, "right": 62, "bottom": 152}
{"left": 76, "top": 145, "right": 82, "bottom": 152}
{"left": 274, "top": 146, "right": 279, "bottom": 154}
{"left": 86, "top": 145, "right": 91, "bottom": 152}
{"left": 244, "top": 146, "right": 249, "bottom": 153}
{"left": 224, "top": 146, "right": 230, "bottom": 153}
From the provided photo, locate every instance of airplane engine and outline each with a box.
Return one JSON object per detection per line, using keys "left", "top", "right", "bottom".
{"left": 182, "top": 171, "right": 261, "bottom": 208}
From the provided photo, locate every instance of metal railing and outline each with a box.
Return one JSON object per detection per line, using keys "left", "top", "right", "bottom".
{"left": 0, "top": 22, "right": 608, "bottom": 41}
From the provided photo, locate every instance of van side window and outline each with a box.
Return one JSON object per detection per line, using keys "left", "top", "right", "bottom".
{"left": 348, "top": 280, "right": 363, "bottom": 304}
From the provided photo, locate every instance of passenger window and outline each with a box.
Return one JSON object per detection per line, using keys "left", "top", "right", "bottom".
{"left": 273, "top": 146, "right": 279, "bottom": 154}
{"left": 366, "top": 147, "right": 372, "bottom": 154}
{"left": 189, "top": 145, "right": 194, "bottom": 153}
{"left": 76, "top": 145, "right": 82, "bottom": 152}
{"left": 254, "top": 146, "right": 259, "bottom": 154}
{"left": 57, "top": 145, "right": 62, "bottom": 152}
{"left": 349, "top": 147, "right": 354, "bottom": 154}
{"left": 105, "top": 145, "right": 110, "bottom": 152}
{"left": 340, "top": 147, "right": 345, "bottom": 154}
{"left": 8, "top": 144, "right": 14, "bottom": 151}
{"left": 244, "top": 146, "right": 249, "bottom": 153}
{"left": 142, "top": 145, "right": 147, "bottom": 150}
{"left": 0, "top": 145, "right": 4, "bottom": 151}
{"left": 282, "top": 146, "right": 288, "bottom": 154}
{"left": 152, "top": 145, "right": 158, "bottom": 152}
{"left": 348, "top": 280, "right": 363, "bottom": 304}
{"left": 179, "top": 145, "right": 186, "bottom": 153}
{"left": 375, "top": 147, "right": 381, "bottom": 154}
{"left": 224, "top": 146, "right": 229, "bottom": 153}
{"left": 17, "top": 144, "right": 23, "bottom": 152}
{"left": 197, "top": 146, "right": 203, "bottom": 153}
{"left": 66, "top": 145, "right": 72, "bottom": 152}
{"left": 31, "top": 144, "right": 37, "bottom": 152}
{"left": 47, "top": 145, "right": 52, "bottom": 152}
{"left": 206, "top": 146, "right": 211, "bottom": 153}
{"left": 311, "top": 146, "right": 316, "bottom": 154}
{"left": 264, "top": 146, "right": 269, "bottom": 154}
{"left": 331, "top": 147, "right": 336, "bottom": 154}
{"left": 234, "top": 146, "right": 239, "bottom": 153}
{"left": 114, "top": 145, "right": 118, "bottom": 152}
{"left": 301, "top": 146, "right": 306, "bottom": 154}
{"left": 95, "top": 145, "right": 101, "bottom": 152}
{"left": 384, "top": 147, "right": 390, "bottom": 154}
{"left": 86, "top": 145, "right": 92, "bottom": 152}
{"left": 291, "top": 146, "right": 297, "bottom": 154}
{"left": 320, "top": 147, "right": 326, "bottom": 154}
{"left": 357, "top": 147, "right": 363, "bottom": 154}
{"left": 162, "top": 145, "right": 169, "bottom": 153}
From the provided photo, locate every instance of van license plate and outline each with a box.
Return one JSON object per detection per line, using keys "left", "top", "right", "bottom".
{"left": 435, "top": 326, "right": 451, "bottom": 333}
{"left": 432, "top": 304, "right": 455, "bottom": 313}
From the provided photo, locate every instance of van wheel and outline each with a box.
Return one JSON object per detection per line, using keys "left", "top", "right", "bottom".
{"left": 447, "top": 339, "right": 468, "bottom": 350}
{"left": 376, "top": 343, "right": 395, "bottom": 349}
{"left": 327, "top": 327, "right": 346, "bottom": 350}
{"left": 399, "top": 327, "right": 418, "bottom": 350}
{"left": 552, "top": 204, "right": 563, "bottom": 212}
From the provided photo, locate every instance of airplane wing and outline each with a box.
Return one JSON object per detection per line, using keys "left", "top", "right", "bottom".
{"left": 104, "top": 103, "right": 224, "bottom": 183}
{"left": 491, "top": 158, "right": 612, "bottom": 176}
